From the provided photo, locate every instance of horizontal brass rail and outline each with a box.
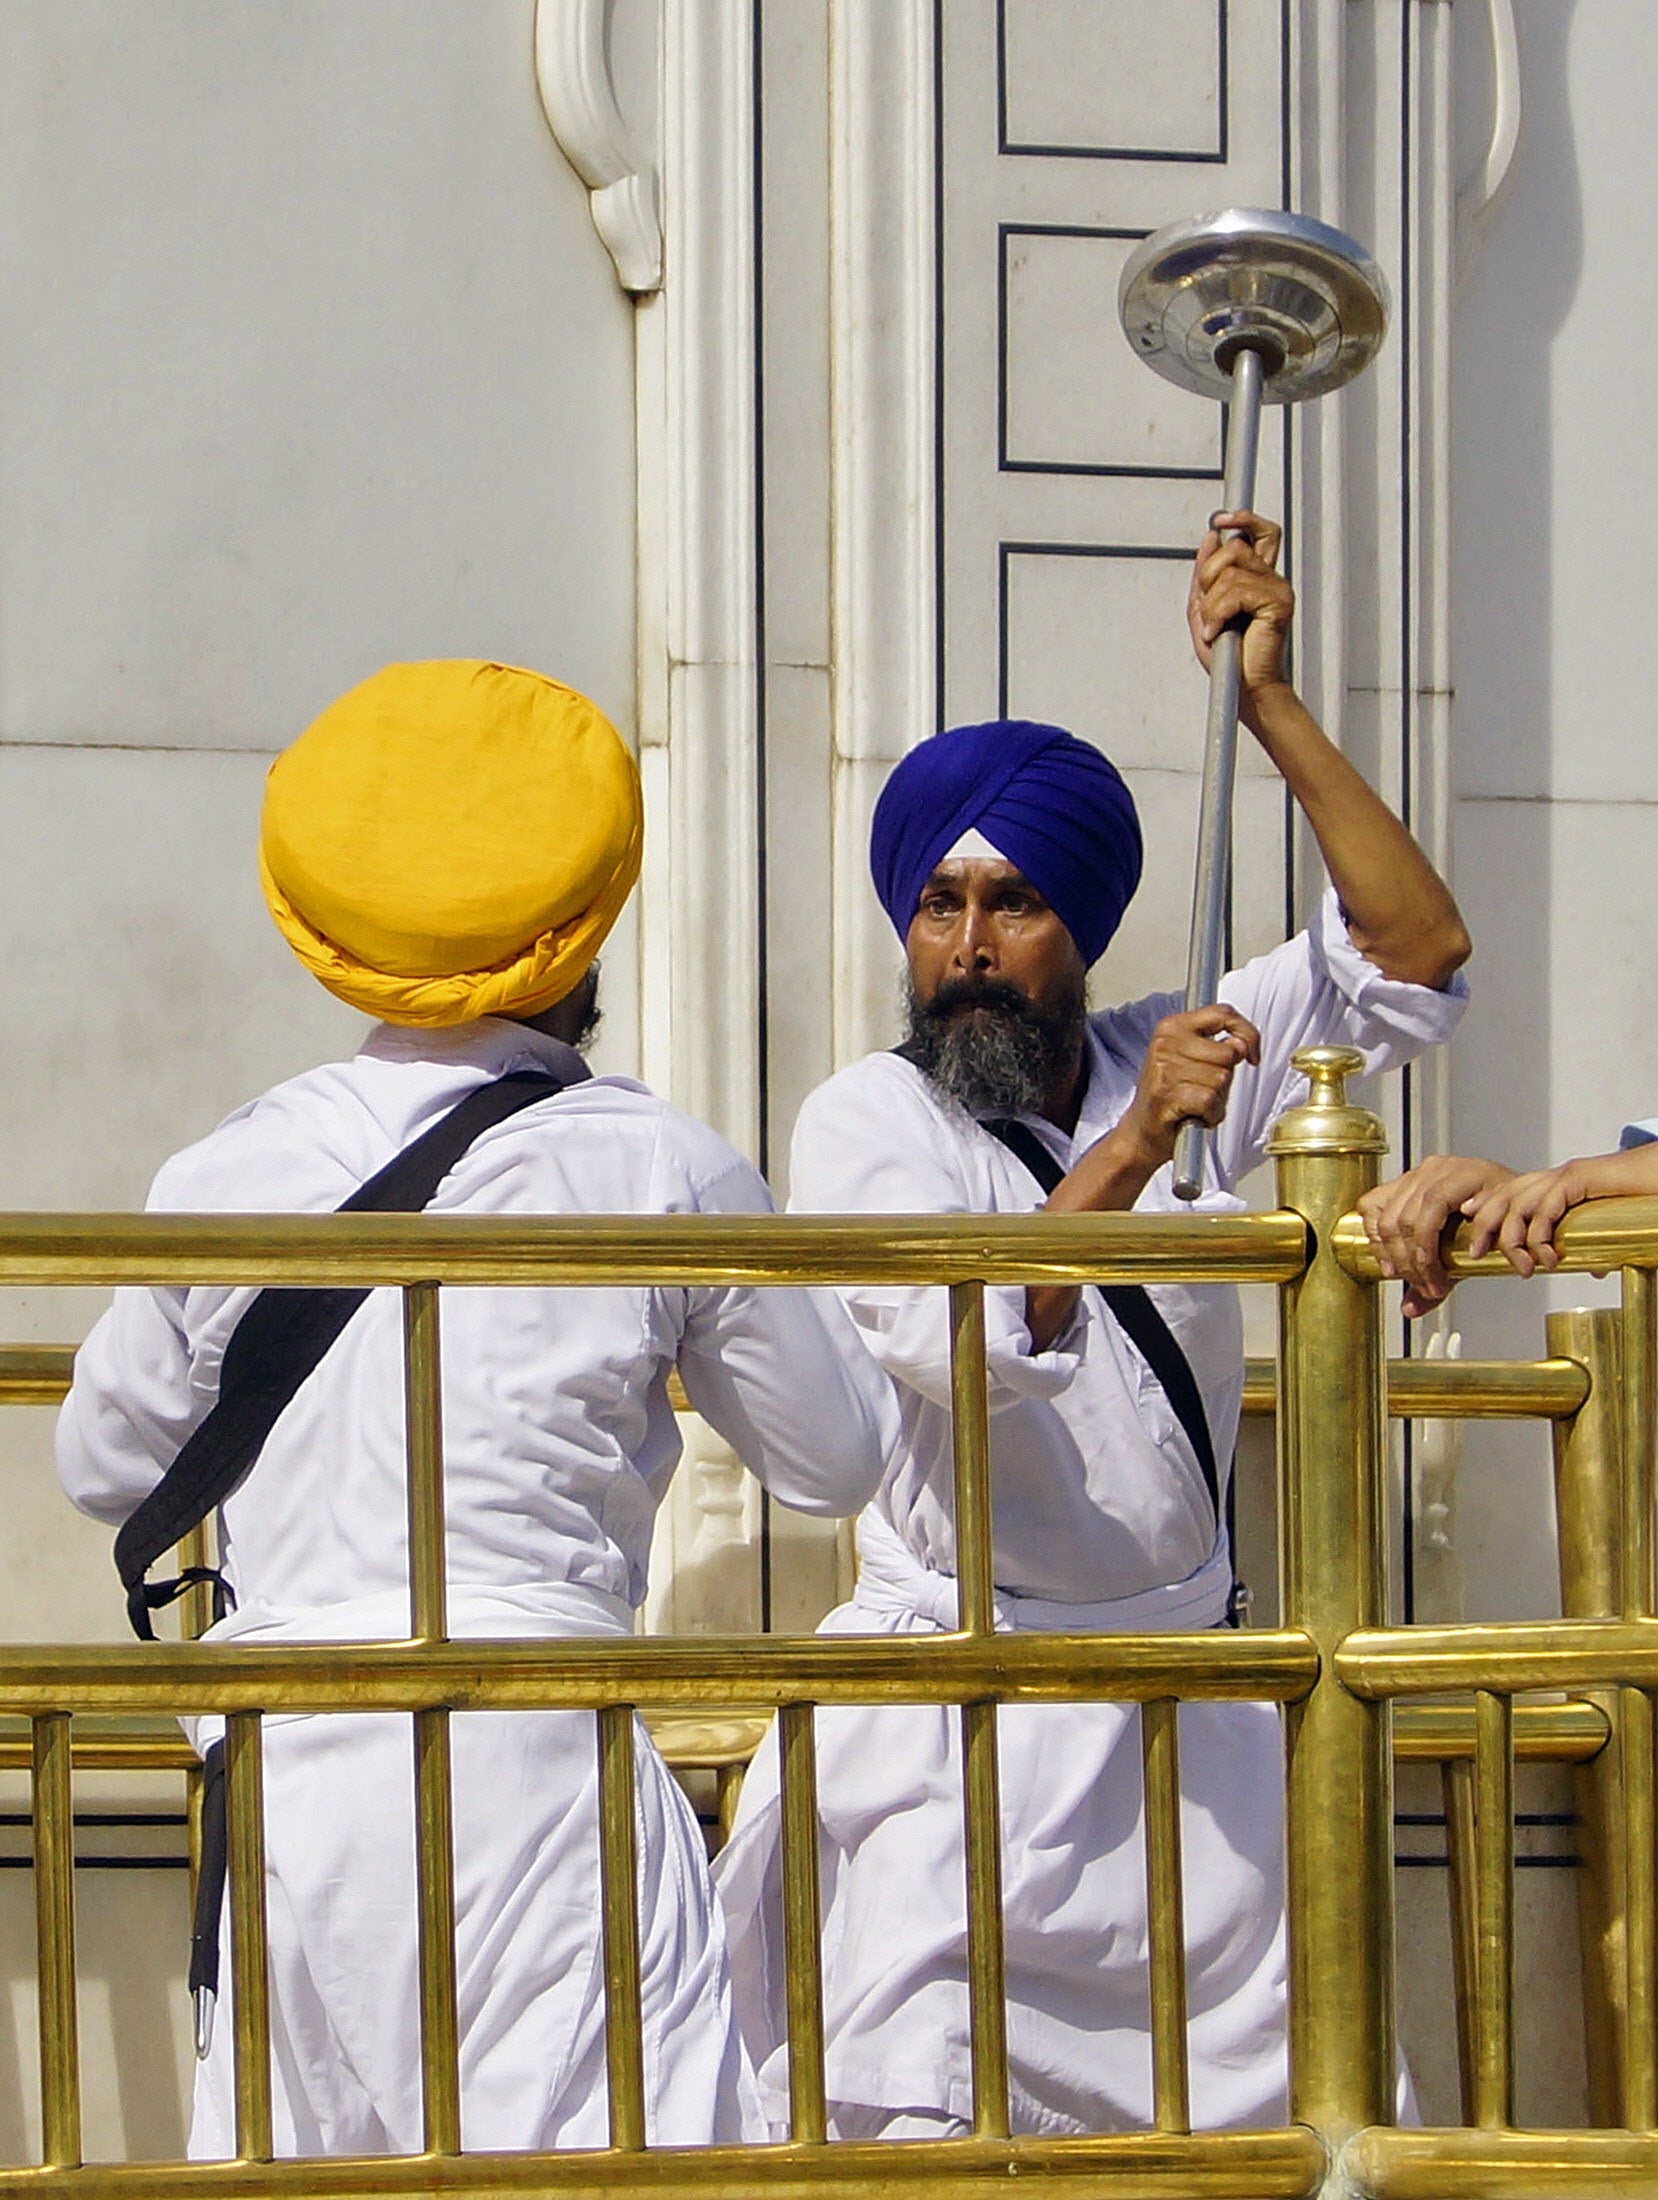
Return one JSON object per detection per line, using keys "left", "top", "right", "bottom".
{"left": 0, "top": 1701, "right": 1607, "bottom": 1779}
{"left": 0, "top": 1207, "right": 1311, "bottom": 1289}
{"left": 0, "top": 1710, "right": 771, "bottom": 1776}
{"left": 6, "top": 1348, "right": 1591, "bottom": 1422}
{"left": 1332, "top": 1193, "right": 1658, "bottom": 1282}
{"left": 1345, "top": 2126, "right": 1658, "bottom": 2198}
{"left": 0, "top": 1629, "right": 1320, "bottom": 1715}
{"left": 1392, "top": 1699, "right": 1609, "bottom": 1762}
{"left": 0, "top": 2129, "right": 1328, "bottom": 2199}
{"left": 0, "top": 1344, "right": 75, "bottom": 1403}
{"left": 1240, "top": 1355, "right": 1590, "bottom": 1420}
{"left": 1340, "top": 1619, "right": 1658, "bottom": 1698}
{"left": 0, "top": 1712, "right": 195, "bottom": 1771}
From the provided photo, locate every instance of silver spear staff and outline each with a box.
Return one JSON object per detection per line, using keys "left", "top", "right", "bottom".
{"left": 1118, "top": 209, "right": 1389, "bottom": 1200}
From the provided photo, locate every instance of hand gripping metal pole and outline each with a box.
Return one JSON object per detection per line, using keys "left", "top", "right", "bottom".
{"left": 1119, "top": 209, "right": 1390, "bottom": 1199}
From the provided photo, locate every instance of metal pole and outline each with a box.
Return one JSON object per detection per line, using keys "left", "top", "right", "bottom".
{"left": 1173, "top": 341, "right": 1267, "bottom": 1203}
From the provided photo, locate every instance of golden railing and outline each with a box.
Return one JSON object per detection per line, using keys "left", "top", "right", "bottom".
{"left": 0, "top": 1041, "right": 1654, "bottom": 2197}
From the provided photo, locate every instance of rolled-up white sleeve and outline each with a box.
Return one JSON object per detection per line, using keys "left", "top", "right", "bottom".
{"left": 787, "top": 1066, "right": 1083, "bottom": 1413}
{"left": 1213, "top": 888, "right": 1470, "bottom": 1185}
{"left": 676, "top": 1158, "right": 902, "bottom": 1518}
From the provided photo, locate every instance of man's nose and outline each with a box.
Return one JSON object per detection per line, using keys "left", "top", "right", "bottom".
{"left": 951, "top": 907, "right": 995, "bottom": 971}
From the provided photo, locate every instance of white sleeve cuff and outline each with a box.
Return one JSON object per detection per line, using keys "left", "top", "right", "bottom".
{"left": 1308, "top": 887, "right": 1469, "bottom": 1058}
{"left": 982, "top": 1284, "right": 1085, "bottom": 1401}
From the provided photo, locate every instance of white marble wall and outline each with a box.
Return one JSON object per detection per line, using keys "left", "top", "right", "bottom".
{"left": 1443, "top": 0, "right": 1658, "bottom": 1618}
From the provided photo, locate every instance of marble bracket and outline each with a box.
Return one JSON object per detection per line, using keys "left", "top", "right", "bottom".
{"left": 535, "top": 0, "right": 663, "bottom": 296}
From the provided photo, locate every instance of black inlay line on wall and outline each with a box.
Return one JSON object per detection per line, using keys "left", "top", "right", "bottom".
{"left": 1395, "top": 1855, "right": 1582, "bottom": 1872}
{"left": 934, "top": 0, "right": 947, "bottom": 725}
{"left": 997, "top": 542, "right": 1193, "bottom": 721}
{"left": 752, "top": 0, "right": 771, "bottom": 1635}
{"left": 996, "top": 225, "right": 1226, "bottom": 481}
{"left": 0, "top": 1856, "right": 190, "bottom": 1872}
{"left": 1399, "top": 1, "right": 1418, "bottom": 1626}
{"left": 1279, "top": 0, "right": 1297, "bottom": 953}
{"left": 0, "top": 1812, "right": 186, "bottom": 1829}
{"left": 995, "top": 0, "right": 1230, "bottom": 165}
{"left": 752, "top": 0, "right": 769, "bottom": 1189}
{"left": 1396, "top": 1812, "right": 1580, "bottom": 1830}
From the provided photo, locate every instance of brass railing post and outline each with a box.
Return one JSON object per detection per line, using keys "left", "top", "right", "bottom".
{"left": 1547, "top": 1305, "right": 1628, "bottom": 2124}
{"left": 403, "top": 1281, "right": 462, "bottom": 2157}
{"left": 31, "top": 1711, "right": 80, "bottom": 2169}
{"left": 949, "top": 1279, "right": 1010, "bottom": 2139}
{"left": 1268, "top": 1045, "right": 1394, "bottom": 2147}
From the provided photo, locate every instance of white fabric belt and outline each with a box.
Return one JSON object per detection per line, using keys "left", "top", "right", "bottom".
{"left": 851, "top": 1509, "right": 1232, "bottom": 1635}
{"left": 185, "top": 1580, "right": 635, "bottom": 1759}
{"left": 203, "top": 1578, "right": 635, "bottom": 1647}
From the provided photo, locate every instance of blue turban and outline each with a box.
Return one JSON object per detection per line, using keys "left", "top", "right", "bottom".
{"left": 870, "top": 719, "right": 1143, "bottom": 967}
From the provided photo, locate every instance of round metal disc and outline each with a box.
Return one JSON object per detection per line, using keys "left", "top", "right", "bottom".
{"left": 1118, "top": 207, "right": 1389, "bottom": 403}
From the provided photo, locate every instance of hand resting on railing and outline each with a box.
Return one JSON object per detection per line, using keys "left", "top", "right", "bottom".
{"left": 1354, "top": 1130, "right": 1658, "bottom": 1315}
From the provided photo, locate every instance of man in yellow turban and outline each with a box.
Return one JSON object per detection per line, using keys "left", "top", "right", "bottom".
{"left": 56, "top": 661, "right": 897, "bottom": 2159}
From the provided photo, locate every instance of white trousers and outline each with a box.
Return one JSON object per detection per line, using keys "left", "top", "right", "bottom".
{"left": 190, "top": 1706, "right": 752, "bottom": 2156}
{"left": 715, "top": 1529, "right": 1289, "bottom": 2137}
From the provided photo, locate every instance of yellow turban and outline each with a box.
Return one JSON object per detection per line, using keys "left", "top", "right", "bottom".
{"left": 260, "top": 660, "right": 642, "bottom": 1026}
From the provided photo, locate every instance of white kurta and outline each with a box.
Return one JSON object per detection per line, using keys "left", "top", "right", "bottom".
{"left": 57, "top": 1016, "right": 897, "bottom": 2156}
{"left": 716, "top": 894, "right": 1467, "bottom": 2134}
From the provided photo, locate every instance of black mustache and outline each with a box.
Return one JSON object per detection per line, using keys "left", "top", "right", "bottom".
{"left": 922, "top": 976, "right": 1032, "bottom": 1021}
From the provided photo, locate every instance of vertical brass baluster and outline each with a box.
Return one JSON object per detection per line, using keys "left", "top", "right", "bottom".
{"left": 716, "top": 1763, "right": 746, "bottom": 1848}
{"left": 778, "top": 1702, "right": 827, "bottom": 2143}
{"left": 598, "top": 1705, "right": 646, "bottom": 2150}
{"left": 1622, "top": 1688, "right": 1657, "bottom": 2134}
{"left": 1472, "top": 1690, "right": 1515, "bottom": 2129}
{"left": 949, "top": 1281, "right": 995, "bottom": 1636}
{"left": 225, "top": 1711, "right": 272, "bottom": 2161}
{"left": 949, "top": 1280, "right": 1009, "bottom": 2138}
{"left": 1624, "top": 1270, "right": 1655, "bottom": 1624}
{"left": 179, "top": 1519, "right": 213, "bottom": 2006}
{"left": 1140, "top": 1698, "right": 1191, "bottom": 2132}
{"left": 1442, "top": 1757, "right": 1480, "bottom": 2125}
{"left": 1623, "top": 1269, "right": 1657, "bottom": 2131}
{"left": 405, "top": 1281, "right": 448, "bottom": 1646}
{"left": 180, "top": 1517, "right": 216, "bottom": 1645}
{"left": 1548, "top": 1307, "right": 1628, "bottom": 2123}
{"left": 32, "top": 1713, "right": 80, "bottom": 2169}
{"left": 1268, "top": 1049, "right": 1396, "bottom": 2134}
{"left": 413, "top": 1709, "right": 461, "bottom": 2157}
{"left": 960, "top": 1698, "right": 1009, "bottom": 2140}
{"left": 404, "top": 1281, "right": 461, "bottom": 2156}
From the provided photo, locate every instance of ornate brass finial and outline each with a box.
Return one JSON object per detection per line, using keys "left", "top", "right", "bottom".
{"left": 1265, "top": 1045, "right": 1388, "bottom": 1158}
{"left": 1293, "top": 1046, "right": 1367, "bottom": 1108}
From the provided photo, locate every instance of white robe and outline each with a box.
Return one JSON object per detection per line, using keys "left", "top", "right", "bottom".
{"left": 715, "top": 895, "right": 1467, "bottom": 2134}
{"left": 57, "top": 1016, "right": 898, "bottom": 2156}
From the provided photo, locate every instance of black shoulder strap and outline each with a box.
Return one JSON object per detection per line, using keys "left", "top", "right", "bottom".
{"left": 979, "top": 1115, "right": 1222, "bottom": 1532}
{"left": 114, "top": 1063, "right": 588, "bottom": 1638}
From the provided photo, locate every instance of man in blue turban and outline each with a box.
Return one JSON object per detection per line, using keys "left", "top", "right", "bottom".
{"left": 718, "top": 511, "right": 1471, "bottom": 2138}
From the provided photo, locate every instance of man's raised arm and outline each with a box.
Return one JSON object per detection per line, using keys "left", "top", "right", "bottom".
{"left": 1191, "top": 510, "right": 1470, "bottom": 991}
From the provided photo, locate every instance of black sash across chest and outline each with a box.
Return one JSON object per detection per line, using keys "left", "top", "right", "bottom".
{"left": 974, "top": 1113, "right": 1222, "bottom": 1532}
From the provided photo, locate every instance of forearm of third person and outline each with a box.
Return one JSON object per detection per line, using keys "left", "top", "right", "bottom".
{"left": 1247, "top": 682, "right": 1471, "bottom": 989}
{"left": 1024, "top": 1128, "right": 1162, "bottom": 1353}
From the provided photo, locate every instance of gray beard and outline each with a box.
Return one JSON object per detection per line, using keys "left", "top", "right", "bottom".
{"left": 902, "top": 973, "right": 1086, "bottom": 1117}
